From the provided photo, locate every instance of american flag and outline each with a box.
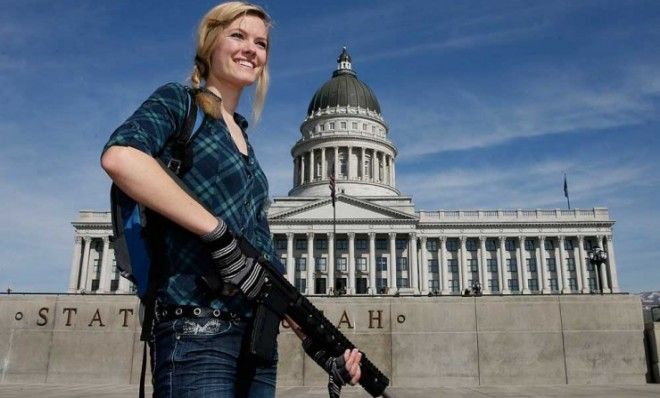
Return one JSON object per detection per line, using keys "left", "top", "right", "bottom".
{"left": 329, "top": 166, "right": 336, "bottom": 207}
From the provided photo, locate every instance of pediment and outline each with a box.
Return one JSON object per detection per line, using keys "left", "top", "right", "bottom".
{"left": 269, "top": 195, "right": 417, "bottom": 222}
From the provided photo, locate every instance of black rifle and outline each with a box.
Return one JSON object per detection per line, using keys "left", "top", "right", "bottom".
{"left": 151, "top": 160, "right": 394, "bottom": 397}
{"left": 238, "top": 238, "right": 396, "bottom": 398}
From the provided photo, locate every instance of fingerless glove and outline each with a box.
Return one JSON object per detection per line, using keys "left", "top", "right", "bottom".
{"left": 201, "top": 218, "right": 266, "bottom": 299}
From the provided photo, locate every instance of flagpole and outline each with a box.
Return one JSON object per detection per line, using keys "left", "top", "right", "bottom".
{"left": 564, "top": 173, "right": 571, "bottom": 210}
{"left": 330, "top": 165, "right": 337, "bottom": 295}
{"left": 333, "top": 197, "right": 337, "bottom": 293}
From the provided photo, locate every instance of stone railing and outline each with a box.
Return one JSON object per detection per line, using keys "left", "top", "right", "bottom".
{"left": 417, "top": 207, "right": 611, "bottom": 223}
{"left": 74, "top": 210, "right": 111, "bottom": 224}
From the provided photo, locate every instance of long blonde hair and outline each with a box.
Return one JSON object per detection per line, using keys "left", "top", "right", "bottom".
{"left": 191, "top": 2, "right": 271, "bottom": 121}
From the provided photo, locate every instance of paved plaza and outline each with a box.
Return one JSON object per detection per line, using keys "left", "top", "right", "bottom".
{"left": 0, "top": 384, "right": 659, "bottom": 398}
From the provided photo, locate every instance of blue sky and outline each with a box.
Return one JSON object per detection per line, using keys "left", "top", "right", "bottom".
{"left": 1, "top": 0, "right": 659, "bottom": 293}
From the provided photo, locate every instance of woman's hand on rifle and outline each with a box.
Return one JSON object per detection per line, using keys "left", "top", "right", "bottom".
{"left": 343, "top": 348, "right": 362, "bottom": 385}
{"left": 283, "top": 315, "right": 362, "bottom": 385}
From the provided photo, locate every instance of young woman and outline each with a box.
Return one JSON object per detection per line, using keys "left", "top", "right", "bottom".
{"left": 101, "top": 2, "right": 360, "bottom": 397}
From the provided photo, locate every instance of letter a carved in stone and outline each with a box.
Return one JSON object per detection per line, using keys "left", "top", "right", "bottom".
{"left": 88, "top": 309, "right": 106, "bottom": 327}
{"left": 337, "top": 310, "right": 354, "bottom": 329}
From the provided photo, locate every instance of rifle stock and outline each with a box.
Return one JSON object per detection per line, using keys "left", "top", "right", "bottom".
{"left": 238, "top": 238, "right": 393, "bottom": 398}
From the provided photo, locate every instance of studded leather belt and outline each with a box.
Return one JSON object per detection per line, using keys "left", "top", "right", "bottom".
{"left": 155, "top": 304, "right": 239, "bottom": 322}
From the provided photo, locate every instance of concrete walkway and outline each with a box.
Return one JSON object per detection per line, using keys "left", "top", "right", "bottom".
{"left": 0, "top": 384, "right": 659, "bottom": 398}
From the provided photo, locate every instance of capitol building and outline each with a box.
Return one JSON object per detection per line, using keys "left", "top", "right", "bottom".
{"left": 69, "top": 49, "right": 621, "bottom": 297}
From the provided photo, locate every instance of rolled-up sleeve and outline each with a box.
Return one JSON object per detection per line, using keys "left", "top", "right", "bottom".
{"left": 102, "top": 82, "right": 187, "bottom": 157}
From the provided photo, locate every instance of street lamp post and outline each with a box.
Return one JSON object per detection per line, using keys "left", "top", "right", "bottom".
{"left": 587, "top": 246, "right": 608, "bottom": 295}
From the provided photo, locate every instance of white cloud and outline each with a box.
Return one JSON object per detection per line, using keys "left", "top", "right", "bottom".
{"left": 399, "top": 156, "right": 648, "bottom": 210}
{"left": 388, "top": 65, "right": 660, "bottom": 158}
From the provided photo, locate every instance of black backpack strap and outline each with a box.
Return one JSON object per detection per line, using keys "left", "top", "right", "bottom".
{"left": 139, "top": 341, "right": 149, "bottom": 398}
{"left": 166, "top": 87, "right": 200, "bottom": 175}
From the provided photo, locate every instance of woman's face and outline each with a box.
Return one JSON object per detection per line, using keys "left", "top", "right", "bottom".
{"left": 208, "top": 14, "right": 268, "bottom": 91}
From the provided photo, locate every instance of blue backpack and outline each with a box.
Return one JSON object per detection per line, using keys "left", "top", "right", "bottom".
{"left": 109, "top": 87, "right": 205, "bottom": 301}
{"left": 109, "top": 86, "right": 209, "bottom": 398}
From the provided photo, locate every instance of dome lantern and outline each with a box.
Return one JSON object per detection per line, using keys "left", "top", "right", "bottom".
{"left": 336, "top": 46, "right": 353, "bottom": 74}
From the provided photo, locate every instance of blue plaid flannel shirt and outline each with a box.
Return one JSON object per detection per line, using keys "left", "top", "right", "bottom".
{"left": 103, "top": 82, "right": 283, "bottom": 311}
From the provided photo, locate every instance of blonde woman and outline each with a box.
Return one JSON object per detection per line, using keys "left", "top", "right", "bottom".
{"left": 101, "top": 2, "right": 360, "bottom": 397}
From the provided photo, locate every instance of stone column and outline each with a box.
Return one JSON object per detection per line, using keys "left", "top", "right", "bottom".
{"left": 360, "top": 147, "right": 366, "bottom": 180}
{"left": 118, "top": 272, "right": 130, "bottom": 293}
{"left": 605, "top": 235, "right": 620, "bottom": 293}
{"left": 328, "top": 232, "right": 335, "bottom": 294}
{"left": 307, "top": 232, "right": 315, "bottom": 295}
{"left": 389, "top": 155, "right": 394, "bottom": 186}
{"left": 377, "top": 152, "right": 382, "bottom": 182}
{"left": 459, "top": 237, "right": 467, "bottom": 292}
{"left": 383, "top": 155, "right": 389, "bottom": 185}
{"left": 78, "top": 237, "right": 92, "bottom": 292}
{"left": 578, "top": 236, "right": 589, "bottom": 293}
{"left": 286, "top": 233, "right": 295, "bottom": 284}
{"left": 321, "top": 147, "right": 327, "bottom": 179}
{"left": 334, "top": 147, "right": 339, "bottom": 178}
{"left": 598, "top": 235, "right": 611, "bottom": 293}
{"left": 371, "top": 150, "right": 377, "bottom": 182}
{"left": 392, "top": 157, "right": 396, "bottom": 187}
{"left": 559, "top": 236, "right": 570, "bottom": 293}
{"left": 376, "top": 151, "right": 381, "bottom": 182}
{"left": 84, "top": 241, "right": 98, "bottom": 292}
{"left": 99, "top": 237, "right": 112, "bottom": 293}
{"left": 539, "top": 236, "right": 550, "bottom": 294}
{"left": 300, "top": 154, "right": 306, "bottom": 184}
{"left": 293, "top": 157, "right": 298, "bottom": 187}
{"left": 479, "top": 236, "right": 489, "bottom": 293}
{"left": 570, "top": 238, "right": 582, "bottom": 292}
{"left": 347, "top": 146, "right": 352, "bottom": 179}
{"left": 68, "top": 236, "right": 83, "bottom": 293}
{"left": 518, "top": 236, "right": 528, "bottom": 294}
{"left": 388, "top": 232, "right": 397, "bottom": 293}
{"left": 389, "top": 155, "right": 394, "bottom": 185}
{"left": 420, "top": 236, "right": 429, "bottom": 294}
{"left": 369, "top": 232, "right": 376, "bottom": 295}
{"left": 348, "top": 232, "right": 356, "bottom": 294}
{"left": 439, "top": 237, "right": 449, "bottom": 295}
{"left": 309, "top": 150, "right": 315, "bottom": 181}
{"left": 410, "top": 233, "right": 419, "bottom": 293}
{"left": 500, "top": 237, "right": 509, "bottom": 294}
{"left": 553, "top": 240, "right": 563, "bottom": 292}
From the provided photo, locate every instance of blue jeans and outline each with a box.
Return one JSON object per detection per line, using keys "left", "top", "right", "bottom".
{"left": 151, "top": 317, "right": 277, "bottom": 398}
